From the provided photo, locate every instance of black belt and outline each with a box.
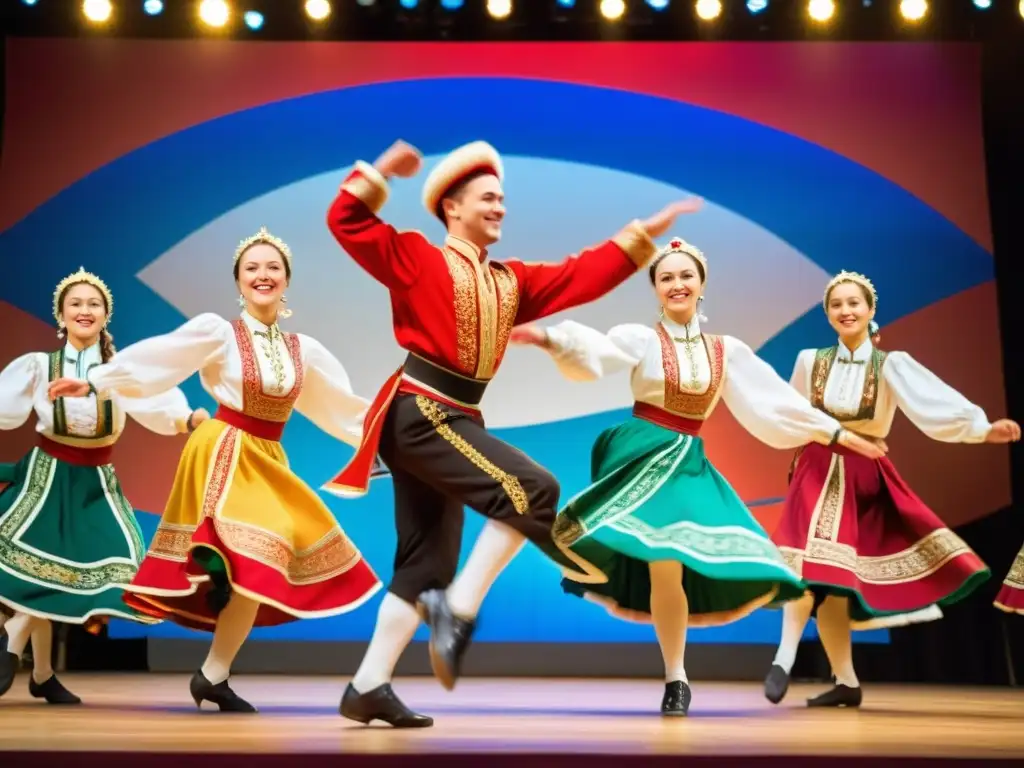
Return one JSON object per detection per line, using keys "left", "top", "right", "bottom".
{"left": 402, "top": 354, "right": 488, "bottom": 407}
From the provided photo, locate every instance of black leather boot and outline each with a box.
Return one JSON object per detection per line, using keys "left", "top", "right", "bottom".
{"left": 339, "top": 682, "right": 433, "bottom": 727}
{"left": 189, "top": 670, "right": 258, "bottom": 713}
{"left": 661, "top": 680, "right": 691, "bottom": 716}
{"left": 29, "top": 674, "right": 82, "bottom": 705}
{"left": 417, "top": 589, "right": 475, "bottom": 691}
{"left": 0, "top": 648, "right": 19, "bottom": 698}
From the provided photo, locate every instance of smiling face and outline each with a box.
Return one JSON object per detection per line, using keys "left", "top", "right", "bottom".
{"left": 441, "top": 172, "right": 505, "bottom": 249}
{"left": 60, "top": 282, "right": 107, "bottom": 347}
{"left": 826, "top": 281, "right": 875, "bottom": 343}
{"left": 235, "top": 243, "right": 290, "bottom": 313}
{"left": 653, "top": 251, "right": 705, "bottom": 321}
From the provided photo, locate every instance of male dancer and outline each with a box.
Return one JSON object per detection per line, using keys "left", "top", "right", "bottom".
{"left": 324, "top": 139, "right": 701, "bottom": 727}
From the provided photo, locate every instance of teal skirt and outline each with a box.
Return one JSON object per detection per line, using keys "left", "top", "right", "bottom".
{"left": 553, "top": 417, "right": 806, "bottom": 626}
{"left": 0, "top": 447, "right": 158, "bottom": 626}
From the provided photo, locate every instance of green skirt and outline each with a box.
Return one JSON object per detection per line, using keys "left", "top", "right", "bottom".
{"left": 0, "top": 446, "right": 158, "bottom": 625}
{"left": 553, "top": 417, "right": 806, "bottom": 626}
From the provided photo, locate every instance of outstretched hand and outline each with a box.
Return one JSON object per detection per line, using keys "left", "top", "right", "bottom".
{"left": 640, "top": 197, "right": 704, "bottom": 240}
{"left": 986, "top": 419, "right": 1021, "bottom": 443}
{"left": 373, "top": 140, "right": 423, "bottom": 179}
{"left": 47, "top": 377, "right": 91, "bottom": 401}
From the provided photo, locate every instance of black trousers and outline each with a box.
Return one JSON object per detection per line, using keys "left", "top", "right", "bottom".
{"left": 377, "top": 393, "right": 576, "bottom": 605}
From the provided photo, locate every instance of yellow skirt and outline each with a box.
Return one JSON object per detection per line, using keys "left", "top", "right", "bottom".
{"left": 122, "top": 417, "right": 381, "bottom": 631}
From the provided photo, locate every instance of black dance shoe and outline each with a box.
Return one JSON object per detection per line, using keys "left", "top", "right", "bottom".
{"left": 807, "top": 684, "right": 862, "bottom": 708}
{"left": 417, "top": 589, "right": 475, "bottom": 691}
{"left": 29, "top": 674, "right": 82, "bottom": 705}
{"left": 340, "top": 682, "right": 433, "bottom": 727}
{"left": 0, "top": 648, "right": 19, "bottom": 698}
{"left": 661, "top": 680, "right": 692, "bottom": 716}
{"left": 764, "top": 664, "right": 791, "bottom": 704}
{"left": 189, "top": 670, "right": 258, "bottom": 713}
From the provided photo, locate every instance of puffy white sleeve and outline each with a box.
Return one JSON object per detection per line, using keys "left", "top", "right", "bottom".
{"left": 883, "top": 351, "right": 991, "bottom": 443}
{"left": 87, "top": 313, "right": 230, "bottom": 399}
{"left": 541, "top": 320, "right": 652, "bottom": 382}
{"left": 292, "top": 335, "right": 371, "bottom": 449}
{"left": 0, "top": 353, "right": 43, "bottom": 431}
{"left": 115, "top": 387, "right": 194, "bottom": 436}
{"left": 789, "top": 349, "right": 817, "bottom": 399}
{"left": 720, "top": 337, "right": 841, "bottom": 449}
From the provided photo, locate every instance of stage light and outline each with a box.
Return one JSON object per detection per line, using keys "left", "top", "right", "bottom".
{"left": 398, "top": 0, "right": 418, "bottom": 8}
{"left": 487, "top": 0, "right": 512, "bottom": 19}
{"left": 695, "top": 0, "right": 722, "bottom": 21}
{"left": 244, "top": 10, "right": 263, "bottom": 29}
{"left": 600, "top": 0, "right": 625, "bottom": 20}
{"left": 22, "top": 0, "right": 39, "bottom": 6}
{"left": 972, "top": 0, "right": 991, "bottom": 8}
{"left": 647, "top": 0, "right": 670, "bottom": 11}
{"left": 198, "top": 0, "right": 230, "bottom": 27}
{"left": 747, "top": 0, "right": 768, "bottom": 12}
{"left": 305, "top": 0, "right": 331, "bottom": 20}
{"left": 556, "top": 0, "right": 576, "bottom": 7}
{"left": 1019, "top": 0, "right": 1023, "bottom": 19}
{"left": 899, "top": 0, "right": 927, "bottom": 21}
{"left": 440, "top": 0, "right": 465, "bottom": 9}
{"left": 144, "top": 0, "right": 164, "bottom": 14}
{"left": 83, "top": 0, "right": 113, "bottom": 22}
{"left": 808, "top": 0, "right": 834, "bottom": 22}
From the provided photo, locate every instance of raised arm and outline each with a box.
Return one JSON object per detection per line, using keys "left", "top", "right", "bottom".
{"left": 883, "top": 351, "right": 994, "bottom": 443}
{"left": 721, "top": 337, "right": 845, "bottom": 450}
{"left": 327, "top": 156, "right": 429, "bottom": 291}
{"left": 115, "top": 386, "right": 199, "bottom": 437}
{"left": 78, "top": 313, "right": 230, "bottom": 400}
{"left": 515, "top": 320, "right": 650, "bottom": 382}
{"left": 292, "top": 335, "right": 372, "bottom": 449}
{"left": 0, "top": 353, "right": 43, "bottom": 431}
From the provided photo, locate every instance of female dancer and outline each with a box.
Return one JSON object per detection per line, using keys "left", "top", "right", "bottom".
{"left": 510, "top": 238, "right": 885, "bottom": 716}
{"left": 1, "top": 268, "right": 205, "bottom": 705}
{"left": 765, "top": 270, "right": 1018, "bottom": 708}
{"left": 48, "top": 228, "right": 383, "bottom": 712}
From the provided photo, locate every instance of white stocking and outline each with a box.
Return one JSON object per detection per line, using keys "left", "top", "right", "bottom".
{"left": 351, "top": 593, "right": 421, "bottom": 693}
{"left": 445, "top": 520, "right": 526, "bottom": 620}
{"left": 4, "top": 612, "right": 35, "bottom": 658}
{"left": 200, "top": 593, "right": 259, "bottom": 685}
{"left": 772, "top": 592, "right": 815, "bottom": 673}
{"left": 649, "top": 560, "right": 689, "bottom": 684}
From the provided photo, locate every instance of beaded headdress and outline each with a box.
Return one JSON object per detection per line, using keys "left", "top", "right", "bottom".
{"left": 823, "top": 270, "right": 876, "bottom": 310}
{"left": 660, "top": 237, "right": 708, "bottom": 280}
{"left": 234, "top": 226, "right": 293, "bottom": 267}
{"left": 53, "top": 267, "right": 113, "bottom": 323}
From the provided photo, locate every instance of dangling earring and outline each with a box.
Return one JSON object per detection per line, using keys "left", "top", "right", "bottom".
{"left": 658, "top": 306, "right": 665, "bottom": 320}
{"left": 278, "top": 295, "right": 293, "bottom": 320}
{"left": 57, "top": 321, "right": 66, "bottom": 340}
{"left": 237, "top": 294, "right": 246, "bottom": 309}
{"left": 697, "top": 296, "right": 708, "bottom": 323}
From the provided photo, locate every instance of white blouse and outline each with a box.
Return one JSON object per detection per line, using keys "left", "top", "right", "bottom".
{"left": 85, "top": 311, "right": 370, "bottom": 448}
{"left": 790, "top": 337, "right": 991, "bottom": 442}
{"left": 543, "top": 316, "right": 842, "bottom": 449}
{"left": 0, "top": 340, "right": 192, "bottom": 443}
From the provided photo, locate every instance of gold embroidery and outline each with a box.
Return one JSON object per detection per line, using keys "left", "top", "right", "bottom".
{"left": 414, "top": 395, "right": 529, "bottom": 514}
{"left": 232, "top": 319, "right": 303, "bottom": 422}
{"left": 810, "top": 345, "right": 888, "bottom": 421}
{"left": 486, "top": 263, "right": 520, "bottom": 378}
{"left": 782, "top": 528, "right": 976, "bottom": 585}
{"left": 475, "top": 263, "right": 499, "bottom": 379}
{"left": 202, "top": 427, "right": 238, "bottom": 520}
{"left": 656, "top": 325, "right": 726, "bottom": 419}
{"left": 1003, "top": 544, "right": 1024, "bottom": 588}
{"left": 611, "top": 220, "right": 658, "bottom": 268}
{"left": 812, "top": 454, "right": 845, "bottom": 542}
{"left": 340, "top": 161, "right": 389, "bottom": 213}
{"left": 441, "top": 246, "right": 479, "bottom": 376}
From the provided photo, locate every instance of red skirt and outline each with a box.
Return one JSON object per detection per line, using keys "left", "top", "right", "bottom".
{"left": 994, "top": 544, "right": 1024, "bottom": 615}
{"left": 772, "top": 442, "right": 989, "bottom": 624}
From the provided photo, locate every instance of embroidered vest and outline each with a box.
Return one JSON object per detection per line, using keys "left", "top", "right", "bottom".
{"left": 654, "top": 323, "right": 727, "bottom": 420}
{"left": 809, "top": 344, "right": 889, "bottom": 421}
{"left": 48, "top": 348, "right": 113, "bottom": 440}
{"left": 232, "top": 319, "right": 304, "bottom": 422}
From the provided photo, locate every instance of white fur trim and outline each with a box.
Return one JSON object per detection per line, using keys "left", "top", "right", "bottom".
{"left": 421, "top": 141, "right": 504, "bottom": 217}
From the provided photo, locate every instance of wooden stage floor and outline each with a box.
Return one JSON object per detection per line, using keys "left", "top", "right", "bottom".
{"left": 2, "top": 674, "right": 1023, "bottom": 764}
